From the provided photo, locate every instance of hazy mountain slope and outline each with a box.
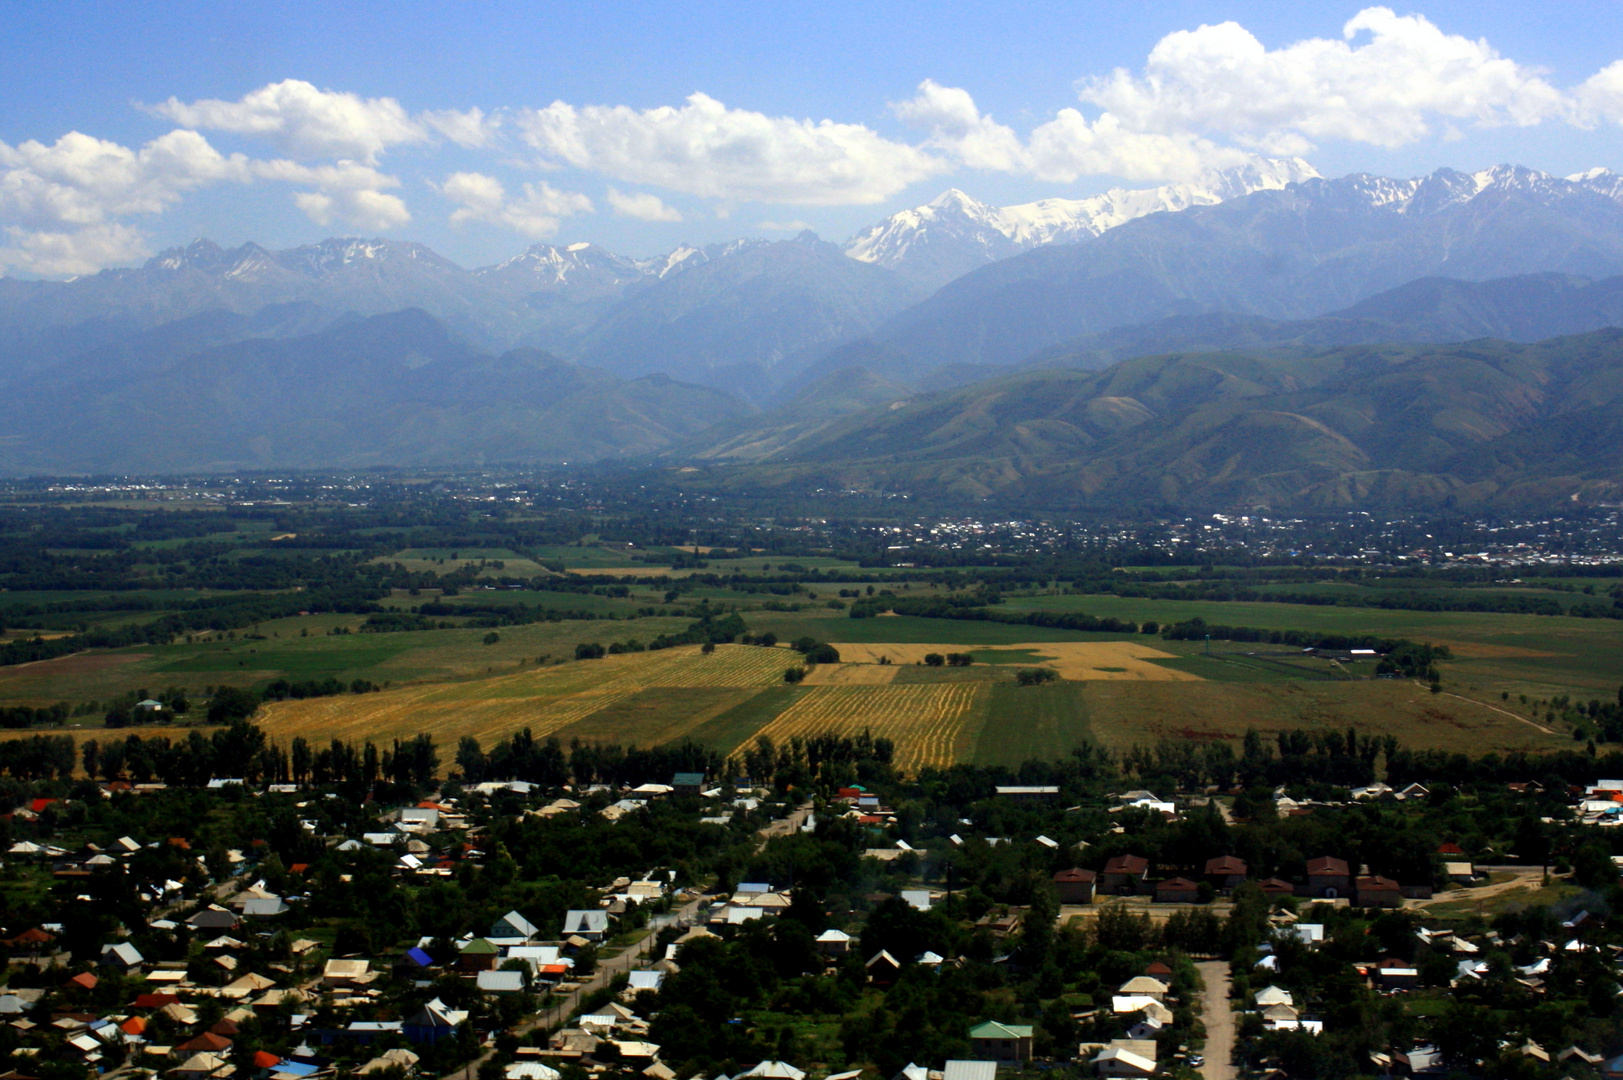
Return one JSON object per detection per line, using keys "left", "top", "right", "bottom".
{"left": 683, "top": 365, "right": 916, "bottom": 462}
{"left": 0, "top": 309, "right": 751, "bottom": 474}
{"left": 576, "top": 232, "right": 923, "bottom": 397}
{"left": 865, "top": 166, "right": 1623, "bottom": 374}
{"left": 1023, "top": 273, "right": 1623, "bottom": 372}
{"left": 680, "top": 330, "right": 1623, "bottom": 510}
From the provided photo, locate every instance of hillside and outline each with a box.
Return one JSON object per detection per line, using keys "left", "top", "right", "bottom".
{"left": 0, "top": 309, "right": 752, "bottom": 474}
{"left": 675, "top": 330, "right": 1623, "bottom": 510}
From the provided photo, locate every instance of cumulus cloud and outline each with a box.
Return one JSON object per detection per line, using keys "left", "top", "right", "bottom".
{"left": 0, "top": 129, "right": 253, "bottom": 275}
{"left": 437, "top": 171, "right": 592, "bottom": 238}
{"left": 151, "top": 79, "right": 428, "bottom": 163}
{"left": 0, "top": 129, "right": 249, "bottom": 228}
{"left": 606, "top": 188, "right": 681, "bottom": 222}
{"left": 1080, "top": 7, "right": 1566, "bottom": 155}
{"left": 516, "top": 92, "right": 944, "bottom": 205}
{"left": 892, "top": 80, "right": 1029, "bottom": 172}
{"left": 0, "top": 222, "right": 151, "bottom": 277}
{"left": 420, "top": 107, "right": 499, "bottom": 148}
{"left": 250, "top": 158, "right": 411, "bottom": 230}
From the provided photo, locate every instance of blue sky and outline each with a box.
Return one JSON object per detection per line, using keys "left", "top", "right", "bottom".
{"left": 4, "top": 0, "right": 1623, "bottom": 275}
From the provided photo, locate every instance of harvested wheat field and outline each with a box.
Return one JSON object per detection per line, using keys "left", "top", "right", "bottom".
{"left": 257, "top": 643, "right": 787, "bottom": 749}
{"left": 832, "top": 641, "right": 1199, "bottom": 681}
{"left": 749, "top": 683, "right": 989, "bottom": 772}
{"left": 800, "top": 662, "right": 899, "bottom": 685}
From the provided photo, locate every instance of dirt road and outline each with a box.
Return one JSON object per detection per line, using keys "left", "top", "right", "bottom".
{"left": 1196, "top": 959, "right": 1237, "bottom": 1080}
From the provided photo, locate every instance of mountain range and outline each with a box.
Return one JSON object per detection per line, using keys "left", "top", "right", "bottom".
{"left": 4, "top": 160, "right": 1623, "bottom": 507}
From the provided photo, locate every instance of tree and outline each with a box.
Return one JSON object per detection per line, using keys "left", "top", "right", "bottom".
{"left": 207, "top": 686, "right": 259, "bottom": 723}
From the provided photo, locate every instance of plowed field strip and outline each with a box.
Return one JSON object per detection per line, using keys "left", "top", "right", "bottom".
{"left": 751, "top": 683, "right": 987, "bottom": 772}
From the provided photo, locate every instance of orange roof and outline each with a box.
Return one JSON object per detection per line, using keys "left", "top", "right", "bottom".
{"left": 121, "top": 1017, "right": 148, "bottom": 1035}
{"left": 254, "top": 1052, "right": 282, "bottom": 1069}
{"left": 65, "top": 972, "right": 98, "bottom": 990}
{"left": 29, "top": 798, "right": 55, "bottom": 814}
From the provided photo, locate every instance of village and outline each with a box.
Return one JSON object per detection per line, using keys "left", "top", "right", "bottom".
{"left": 3, "top": 725, "right": 1623, "bottom": 1080}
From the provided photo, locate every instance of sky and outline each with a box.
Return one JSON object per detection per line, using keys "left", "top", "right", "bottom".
{"left": 5, "top": 0, "right": 1623, "bottom": 276}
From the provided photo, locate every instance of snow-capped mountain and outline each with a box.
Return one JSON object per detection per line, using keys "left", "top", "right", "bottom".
{"left": 843, "top": 157, "right": 1321, "bottom": 288}
{"left": 867, "top": 162, "right": 1623, "bottom": 374}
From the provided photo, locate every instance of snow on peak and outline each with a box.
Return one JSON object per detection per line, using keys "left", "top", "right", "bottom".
{"left": 845, "top": 157, "right": 1321, "bottom": 269}
{"left": 1569, "top": 167, "right": 1614, "bottom": 182}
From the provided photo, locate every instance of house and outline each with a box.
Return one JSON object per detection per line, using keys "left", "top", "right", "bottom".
{"left": 242, "top": 897, "right": 289, "bottom": 918}
{"left": 476, "top": 970, "right": 526, "bottom": 995}
{"left": 456, "top": 938, "right": 500, "bottom": 972}
{"left": 671, "top": 772, "right": 705, "bottom": 795}
{"left": 626, "top": 970, "right": 663, "bottom": 993}
{"left": 1093, "top": 1039, "right": 1158, "bottom": 1078}
{"left": 490, "top": 911, "right": 541, "bottom": 940}
{"left": 323, "top": 959, "right": 374, "bottom": 987}
{"left": 815, "top": 929, "right": 852, "bottom": 957}
{"left": 968, "top": 1020, "right": 1033, "bottom": 1062}
{"left": 1374, "top": 959, "right": 1420, "bottom": 990}
{"left": 1204, "top": 855, "right": 1248, "bottom": 892}
{"left": 942, "top": 1064, "right": 997, "bottom": 1080}
{"left": 1255, "top": 986, "right": 1294, "bottom": 1008}
{"left": 1101, "top": 855, "right": 1150, "bottom": 895}
{"left": 994, "top": 785, "right": 1059, "bottom": 802}
{"left": 1155, "top": 877, "right": 1200, "bottom": 904}
{"left": 1304, "top": 856, "right": 1351, "bottom": 898}
{"left": 1444, "top": 861, "right": 1476, "bottom": 884}
{"left": 100, "top": 942, "right": 144, "bottom": 970}
{"left": 187, "top": 907, "right": 239, "bottom": 931}
{"left": 403, "top": 998, "right": 468, "bottom": 1044}
{"left": 1258, "top": 877, "right": 1296, "bottom": 900}
{"left": 865, "top": 950, "right": 902, "bottom": 985}
{"left": 901, "top": 890, "right": 933, "bottom": 912}
{"left": 1118, "top": 976, "right": 1169, "bottom": 1001}
{"left": 737, "top": 1064, "right": 806, "bottom": 1080}
{"left": 1355, "top": 876, "right": 1404, "bottom": 908}
{"left": 1053, "top": 868, "right": 1097, "bottom": 904}
{"left": 562, "top": 910, "right": 609, "bottom": 941}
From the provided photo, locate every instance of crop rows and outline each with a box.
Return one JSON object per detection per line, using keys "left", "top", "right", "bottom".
{"left": 750, "top": 683, "right": 987, "bottom": 772}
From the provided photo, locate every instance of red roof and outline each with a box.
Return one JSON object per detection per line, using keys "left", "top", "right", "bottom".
{"left": 1307, "top": 856, "right": 1349, "bottom": 877}
{"left": 289, "top": 863, "right": 310, "bottom": 875}
{"left": 1146, "top": 961, "right": 1173, "bottom": 976}
{"left": 1356, "top": 875, "right": 1401, "bottom": 891}
{"left": 4, "top": 927, "right": 54, "bottom": 946}
{"left": 1053, "top": 868, "right": 1097, "bottom": 882}
{"left": 134, "top": 993, "right": 180, "bottom": 1008}
{"left": 254, "top": 1052, "right": 282, "bottom": 1070}
{"left": 1157, "top": 877, "right": 1199, "bottom": 891}
{"left": 28, "top": 798, "right": 55, "bottom": 814}
{"left": 120, "top": 1017, "right": 147, "bottom": 1035}
{"left": 1204, "top": 855, "right": 1248, "bottom": 876}
{"left": 176, "top": 1032, "right": 233, "bottom": 1053}
{"left": 64, "top": 972, "right": 97, "bottom": 990}
{"left": 1258, "top": 878, "right": 1295, "bottom": 893}
{"left": 1104, "top": 854, "right": 1149, "bottom": 875}
{"left": 1436, "top": 842, "right": 1466, "bottom": 856}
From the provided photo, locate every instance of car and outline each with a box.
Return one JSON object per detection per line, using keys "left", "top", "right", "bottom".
{"left": 1188, "top": 1056, "right": 1205, "bottom": 1068}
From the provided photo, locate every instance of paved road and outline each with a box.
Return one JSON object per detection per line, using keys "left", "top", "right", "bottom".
{"left": 1195, "top": 959, "right": 1237, "bottom": 1080}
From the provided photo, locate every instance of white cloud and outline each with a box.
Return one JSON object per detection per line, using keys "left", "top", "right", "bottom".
{"left": 1080, "top": 8, "right": 1566, "bottom": 154}
{"left": 756, "top": 220, "right": 814, "bottom": 232}
{"left": 151, "top": 80, "right": 429, "bottom": 163}
{"left": 251, "top": 158, "right": 410, "bottom": 230}
{"left": 606, "top": 188, "right": 681, "bottom": 222}
{"left": 437, "top": 171, "right": 592, "bottom": 238}
{"left": 0, "top": 222, "right": 151, "bottom": 277}
{"left": 0, "top": 129, "right": 249, "bottom": 228}
{"left": 0, "top": 129, "right": 253, "bottom": 275}
{"left": 516, "top": 92, "right": 944, "bottom": 205}
{"left": 892, "top": 80, "right": 1029, "bottom": 172}
{"left": 421, "top": 107, "right": 499, "bottom": 148}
